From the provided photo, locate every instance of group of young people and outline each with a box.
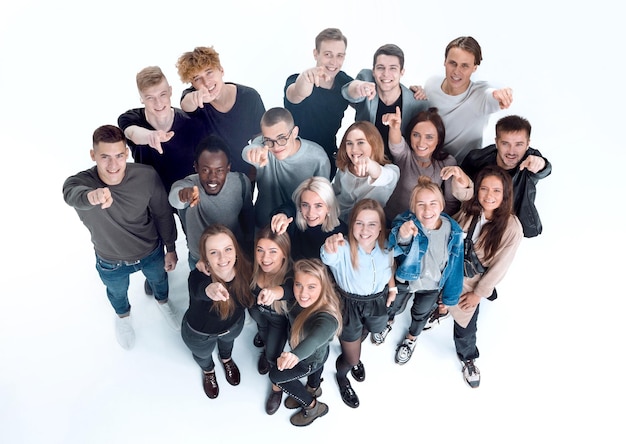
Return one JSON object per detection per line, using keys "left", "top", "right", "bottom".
{"left": 62, "top": 29, "right": 552, "bottom": 427}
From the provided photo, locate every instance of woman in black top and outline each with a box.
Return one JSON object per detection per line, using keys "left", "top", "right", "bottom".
{"left": 247, "top": 226, "right": 295, "bottom": 414}
{"left": 181, "top": 224, "right": 254, "bottom": 399}
{"left": 271, "top": 176, "right": 347, "bottom": 260}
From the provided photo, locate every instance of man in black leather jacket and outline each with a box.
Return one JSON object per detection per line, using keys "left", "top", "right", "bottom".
{"left": 461, "top": 115, "right": 552, "bottom": 238}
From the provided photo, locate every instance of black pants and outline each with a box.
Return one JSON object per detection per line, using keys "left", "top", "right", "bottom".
{"left": 453, "top": 304, "right": 480, "bottom": 361}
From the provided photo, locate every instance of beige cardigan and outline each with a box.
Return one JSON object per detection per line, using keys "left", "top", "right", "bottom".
{"left": 448, "top": 210, "right": 523, "bottom": 328}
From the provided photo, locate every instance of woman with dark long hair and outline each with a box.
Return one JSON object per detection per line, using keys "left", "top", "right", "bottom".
{"left": 443, "top": 164, "right": 523, "bottom": 388}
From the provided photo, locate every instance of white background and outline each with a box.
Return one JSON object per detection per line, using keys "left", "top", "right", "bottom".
{"left": 1, "top": 1, "right": 624, "bottom": 443}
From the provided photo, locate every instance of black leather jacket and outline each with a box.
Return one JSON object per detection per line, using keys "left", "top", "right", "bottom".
{"left": 461, "top": 145, "right": 552, "bottom": 238}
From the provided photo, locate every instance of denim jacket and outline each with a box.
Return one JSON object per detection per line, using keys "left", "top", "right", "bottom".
{"left": 388, "top": 211, "right": 464, "bottom": 306}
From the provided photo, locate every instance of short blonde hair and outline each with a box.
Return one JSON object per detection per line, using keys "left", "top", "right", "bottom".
{"left": 136, "top": 66, "right": 166, "bottom": 92}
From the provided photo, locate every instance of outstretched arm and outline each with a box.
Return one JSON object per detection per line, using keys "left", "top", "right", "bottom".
{"left": 286, "top": 66, "right": 331, "bottom": 104}
{"left": 124, "top": 126, "right": 174, "bottom": 154}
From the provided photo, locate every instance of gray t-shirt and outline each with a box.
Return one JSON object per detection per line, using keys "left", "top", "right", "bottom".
{"left": 408, "top": 217, "right": 451, "bottom": 292}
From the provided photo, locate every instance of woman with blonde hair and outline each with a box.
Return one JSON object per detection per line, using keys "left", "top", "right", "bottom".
{"left": 378, "top": 177, "right": 463, "bottom": 367}
{"left": 181, "top": 224, "right": 254, "bottom": 399}
{"left": 269, "top": 258, "right": 342, "bottom": 427}
{"left": 271, "top": 176, "right": 347, "bottom": 260}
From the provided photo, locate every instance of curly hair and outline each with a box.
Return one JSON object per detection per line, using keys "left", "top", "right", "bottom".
{"left": 176, "top": 46, "right": 222, "bottom": 83}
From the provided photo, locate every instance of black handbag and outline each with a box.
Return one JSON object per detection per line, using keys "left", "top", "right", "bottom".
{"left": 463, "top": 216, "right": 487, "bottom": 278}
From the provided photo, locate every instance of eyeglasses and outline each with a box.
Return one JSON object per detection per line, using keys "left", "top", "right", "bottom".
{"left": 262, "top": 127, "right": 294, "bottom": 149}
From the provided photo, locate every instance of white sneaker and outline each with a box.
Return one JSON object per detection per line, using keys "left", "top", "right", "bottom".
{"left": 423, "top": 308, "right": 450, "bottom": 331}
{"left": 156, "top": 300, "right": 181, "bottom": 331}
{"left": 462, "top": 359, "right": 481, "bottom": 388}
{"left": 371, "top": 323, "right": 392, "bottom": 345}
{"left": 395, "top": 338, "right": 416, "bottom": 365}
{"left": 115, "top": 315, "right": 135, "bottom": 350}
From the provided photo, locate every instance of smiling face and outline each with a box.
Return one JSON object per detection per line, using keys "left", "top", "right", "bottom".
{"left": 314, "top": 39, "right": 346, "bottom": 81}
{"left": 300, "top": 190, "right": 329, "bottom": 227}
{"left": 195, "top": 150, "right": 230, "bottom": 195}
{"left": 293, "top": 271, "right": 322, "bottom": 308}
{"left": 261, "top": 121, "right": 299, "bottom": 160}
{"left": 409, "top": 120, "right": 438, "bottom": 159}
{"left": 373, "top": 54, "right": 404, "bottom": 94}
{"left": 190, "top": 65, "right": 225, "bottom": 98}
{"left": 90, "top": 141, "right": 129, "bottom": 186}
{"left": 204, "top": 232, "right": 237, "bottom": 281}
{"left": 495, "top": 130, "right": 530, "bottom": 170}
{"left": 352, "top": 209, "right": 382, "bottom": 252}
{"left": 477, "top": 175, "right": 504, "bottom": 219}
{"left": 412, "top": 188, "right": 443, "bottom": 230}
{"left": 139, "top": 78, "right": 172, "bottom": 121}
{"left": 443, "top": 47, "right": 478, "bottom": 95}
{"left": 255, "top": 238, "right": 286, "bottom": 275}
{"left": 344, "top": 128, "right": 372, "bottom": 165}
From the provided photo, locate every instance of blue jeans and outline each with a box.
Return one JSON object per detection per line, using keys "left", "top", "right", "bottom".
{"left": 269, "top": 349, "right": 327, "bottom": 408}
{"left": 181, "top": 314, "right": 245, "bottom": 372}
{"left": 95, "top": 245, "right": 168, "bottom": 315}
{"left": 188, "top": 252, "right": 200, "bottom": 272}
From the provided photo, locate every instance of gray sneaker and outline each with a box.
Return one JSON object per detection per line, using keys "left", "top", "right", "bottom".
{"left": 395, "top": 338, "right": 416, "bottom": 365}
{"left": 462, "top": 359, "right": 481, "bottom": 388}
{"left": 371, "top": 323, "right": 392, "bottom": 345}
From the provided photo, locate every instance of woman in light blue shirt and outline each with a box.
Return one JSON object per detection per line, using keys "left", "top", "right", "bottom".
{"left": 320, "top": 198, "right": 396, "bottom": 409}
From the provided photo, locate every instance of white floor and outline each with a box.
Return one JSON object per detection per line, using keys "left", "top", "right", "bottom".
{"left": 1, "top": 1, "right": 623, "bottom": 443}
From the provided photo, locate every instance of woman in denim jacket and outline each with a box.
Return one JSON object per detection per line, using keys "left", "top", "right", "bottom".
{"left": 374, "top": 176, "right": 463, "bottom": 365}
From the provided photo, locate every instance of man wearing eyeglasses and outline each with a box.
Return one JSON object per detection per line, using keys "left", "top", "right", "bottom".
{"left": 242, "top": 107, "right": 330, "bottom": 229}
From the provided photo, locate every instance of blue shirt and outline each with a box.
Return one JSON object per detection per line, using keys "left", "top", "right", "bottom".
{"left": 320, "top": 241, "right": 393, "bottom": 296}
